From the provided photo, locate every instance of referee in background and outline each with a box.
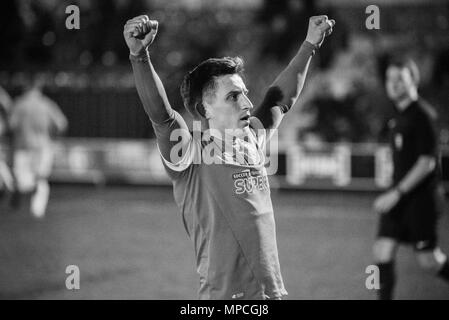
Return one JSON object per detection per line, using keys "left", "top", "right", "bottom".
{"left": 372, "top": 58, "right": 449, "bottom": 300}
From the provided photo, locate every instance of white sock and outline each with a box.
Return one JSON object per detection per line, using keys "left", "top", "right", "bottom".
{"left": 31, "top": 180, "right": 50, "bottom": 218}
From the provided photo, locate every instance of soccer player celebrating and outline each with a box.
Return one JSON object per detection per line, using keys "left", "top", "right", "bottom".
{"left": 124, "top": 14, "right": 334, "bottom": 299}
{"left": 373, "top": 59, "right": 449, "bottom": 300}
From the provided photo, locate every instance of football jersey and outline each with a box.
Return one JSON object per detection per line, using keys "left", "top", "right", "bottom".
{"left": 159, "top": 118, "right": 287, "bottom": 300}
{"left": 388, "top": 100, "right": 439, "bottom": 189}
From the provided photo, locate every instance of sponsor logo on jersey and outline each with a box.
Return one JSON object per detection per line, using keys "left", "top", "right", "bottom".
{"left": 233, "top": 169, "right": 269, "bottom": 194}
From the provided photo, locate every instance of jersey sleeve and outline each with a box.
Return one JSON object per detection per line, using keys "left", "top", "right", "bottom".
{"left": 415, "top": 111, "right": 437, "bottom": 157}
{"left": 157, "top": 134, "right": 198, "bottom": 173}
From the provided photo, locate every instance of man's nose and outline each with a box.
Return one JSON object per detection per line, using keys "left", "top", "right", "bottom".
{"left": 241, "top": 95, "right": 253, "bottom": 110}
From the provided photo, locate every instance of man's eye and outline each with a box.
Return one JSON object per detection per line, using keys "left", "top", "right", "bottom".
{"left": 230, "top": 94, "right": 239, "bottom": 101}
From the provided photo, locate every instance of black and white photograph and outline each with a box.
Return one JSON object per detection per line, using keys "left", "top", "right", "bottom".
{"left": 0, "top": 0, "right": 448, "bottom": 308}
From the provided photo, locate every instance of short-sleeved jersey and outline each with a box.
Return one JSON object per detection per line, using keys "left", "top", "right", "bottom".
{"left": 159, "top": 117, "right": 287, "bottom": 300}
{"left": 388, "top": 100, "right": 439, "bottom": 189}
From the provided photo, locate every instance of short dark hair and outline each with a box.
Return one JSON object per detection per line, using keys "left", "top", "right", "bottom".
{"left": 387, "top": 57, "right": 420, "bottom": 87}
{"left": 180, "top": 57, "right": 244, "bottom": 119}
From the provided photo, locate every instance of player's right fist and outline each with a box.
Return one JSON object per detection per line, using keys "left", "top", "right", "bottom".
{"left": 123, "top": 15, "right": 158, "bottom": 56}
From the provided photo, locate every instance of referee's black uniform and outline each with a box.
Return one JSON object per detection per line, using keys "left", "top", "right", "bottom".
{"left": 377, "top": 99, "right": 442, "bottom": 250}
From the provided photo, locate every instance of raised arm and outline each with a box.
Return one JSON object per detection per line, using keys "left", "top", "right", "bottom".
{"left": 124, "top": 15, "right": 191, "bottom": 162}
{"left": 254, "top": 15, "right": 335, "bottom": 132}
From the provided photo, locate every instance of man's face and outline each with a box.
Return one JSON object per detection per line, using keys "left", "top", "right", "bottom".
{"left": 203, "top": 74, "right": 253, "bottom": 133}
{"left": 385, "top": 66, "right": 416, "bottom": 102}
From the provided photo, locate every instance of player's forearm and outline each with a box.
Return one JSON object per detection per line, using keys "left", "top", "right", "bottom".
{"left": 396, "top": 156, "right": 436, "bottom": 194}
{"left": 52, "top": 108, "right": 68, "bottom": 133}
{"left": 270, "top": 41, "right": 316, "bottom": 109}
{"left": 254, "top": 41, "right": 315, "bottom": 129}
{"left": 130, "top": 50, "right": 175, "bottom": 125}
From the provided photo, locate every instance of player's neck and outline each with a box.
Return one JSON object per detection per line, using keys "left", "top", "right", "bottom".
{"left": 208, "top": 121, "right": 248, "bottom": 142}
{"left": 395, "top": 96, "right": 417, "bottom": 112}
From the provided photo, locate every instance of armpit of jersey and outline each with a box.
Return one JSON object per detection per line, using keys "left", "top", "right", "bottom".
{"left": 157, "top": 136, "right": 198, "bottom": 172}
{"left": 249, "top": 116, "right": 267, "bottom": 152}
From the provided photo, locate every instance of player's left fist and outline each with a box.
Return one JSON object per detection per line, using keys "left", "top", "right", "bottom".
{"left": 373, "top": 189, "right": 401, "bottom": 214}
{"left": 305, "top": 15, "right": 335, "bottom": 48}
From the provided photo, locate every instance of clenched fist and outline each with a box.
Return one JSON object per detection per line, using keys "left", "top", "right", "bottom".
{"left": 305, "top": 15, "right": 335, "bottom": 48}
{"left": 123, "top": 15, "right": 158, "bottom": 56}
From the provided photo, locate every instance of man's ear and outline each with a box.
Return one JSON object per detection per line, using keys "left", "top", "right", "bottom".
{"left": 196, "top": 102, "right": 209, "bottom": 119}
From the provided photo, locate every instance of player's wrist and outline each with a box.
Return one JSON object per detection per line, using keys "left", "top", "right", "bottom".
{"left": 129, "top": 47, "right": 150, "bottom": 62}
{"left": 302, "top": 40, "right": 319, "bottom": 56}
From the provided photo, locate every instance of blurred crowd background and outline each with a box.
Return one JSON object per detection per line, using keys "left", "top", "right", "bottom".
{"left": 1, "top": 0, "right": 448, "bottom": 143}
{"left": 0, "top": 0, "right": 448, "bottom": 190}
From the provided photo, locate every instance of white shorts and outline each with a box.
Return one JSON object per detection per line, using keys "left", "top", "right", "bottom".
{"left": 13, "top": 148, "right": 54, "bottom": 192}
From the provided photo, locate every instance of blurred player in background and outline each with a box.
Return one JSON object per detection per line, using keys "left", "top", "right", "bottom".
{"left": 9, "top": 77, "right": 67, "bottom": 218}
{"left": 0, "top": 85, "right": 13, "bottom": 199}
{"left": 124, "top": 14, "right": 334, "bottom": 299}
{"left": 373, "top": 59, "right": 449, "bottom": 300}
